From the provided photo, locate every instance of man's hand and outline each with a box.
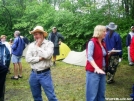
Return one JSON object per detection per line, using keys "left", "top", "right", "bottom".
{"left": 39, "top": 57, "right": 45, "bottom": 61}
{"left": 94, "top": 68, "right": 105, "bottom": 74}
{"left": 59, "top": 41, "right": 61, "bottom": 45}
{"left": 36, "top": 38, "right": 43, "bottom": 47}
{"left": 108, "top": 48, "right": 117, "bottom": 56}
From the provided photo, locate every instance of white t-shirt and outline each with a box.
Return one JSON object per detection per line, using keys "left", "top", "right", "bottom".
{"left": 129, "top": 32, "right": 134, "bottom": 39}
{"left": 2, "top": 41, "right": 11, "bottom": 54}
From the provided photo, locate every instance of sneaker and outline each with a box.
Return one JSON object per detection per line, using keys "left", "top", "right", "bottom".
{"left": 18, "top": 75, "right": 22, "bottom": 78}
{"left": 11, "top": 76, "right": 18, "bottom": 80}
{"left": 107, "top": 80, "right": 115, "bottom": 84}
{"left": 129, "top": 63, "right": 134, "bottom": 66}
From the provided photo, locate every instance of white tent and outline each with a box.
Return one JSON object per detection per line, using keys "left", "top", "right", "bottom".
{"left": 22, "top": 45, "right": 29, "bottom": 57}
{"left": 62, "top": 50, "right": 87, "bottom": 66}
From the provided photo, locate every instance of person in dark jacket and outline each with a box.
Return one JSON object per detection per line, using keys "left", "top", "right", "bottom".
{"left": 126, "top": 26, "right": 134, "bottom": 66}
{"left": 0, "top": 41, "right": 10, "bottom": 101}
{"left": 104, "top": 22, "right": 122, "bottom": 84}
{"left": 48, "top": 27, "right": 64, "bottom": 66}
{"left": 11, "top": 31, "right": 25, "bottom": 80}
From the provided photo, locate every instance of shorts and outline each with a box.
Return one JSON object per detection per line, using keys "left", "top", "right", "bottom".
{"left": 53, "top": 47, "right": 59, "bottom": 56}
{"left": 11, "top": 54, "right": 22, "bottom": 63}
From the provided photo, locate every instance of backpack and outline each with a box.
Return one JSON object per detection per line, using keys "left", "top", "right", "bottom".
{"left": 23, "top": 37, "right": 29, "bottom": 45}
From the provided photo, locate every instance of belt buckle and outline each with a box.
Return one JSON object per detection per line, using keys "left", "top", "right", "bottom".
{"left": 40, "top": 71, "right": 43, "bottom": 74}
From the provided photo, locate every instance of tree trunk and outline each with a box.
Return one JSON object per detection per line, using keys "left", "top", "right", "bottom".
{"left": 2, "top": 0, "right": 6, "bottom": 6}
{"left": 131, "top": 0, "right": 134, "bottom": 19}
{"left": 124, "top": 0, "right": 129, "bottom": 16}
{"left": 107, "top": 0, "right": 111, "bottom": 21}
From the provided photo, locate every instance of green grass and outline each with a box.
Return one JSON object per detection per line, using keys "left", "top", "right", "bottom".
{"left": 5, "top": 58, "right": 134, "bottom": 101}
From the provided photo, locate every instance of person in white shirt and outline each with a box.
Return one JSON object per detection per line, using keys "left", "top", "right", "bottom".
{"left": 1, "top": 35, "right": 11, "bottom": 73}
{"left": 26, "top": 26, "right": 58, "bottom": 101}
{"left": 1, "top": 35, "right": 11, "bottom": 54}
{"left": 9, "top": 38, "right": 13, "bottom": 47}
{"left": 126, "top": 26, "right": 134, "bottom": 66}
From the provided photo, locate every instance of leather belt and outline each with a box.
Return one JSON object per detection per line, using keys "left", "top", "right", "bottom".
{"left": 32, "top": 68, "right": 50, "bottom": 74}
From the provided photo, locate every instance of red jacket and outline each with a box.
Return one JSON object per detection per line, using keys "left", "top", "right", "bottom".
{"left": 130, "top": 37, "right": 134, "bottom": 62}
{"left": 85, "top": 38, "right": 108, "bottom": 72}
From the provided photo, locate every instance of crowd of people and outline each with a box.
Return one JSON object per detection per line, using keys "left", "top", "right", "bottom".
{"left": 0, "top": 22, "right": 134, "bottom": 101}
{"left": 0, "top": 26, "right": 64, "bottom": 101}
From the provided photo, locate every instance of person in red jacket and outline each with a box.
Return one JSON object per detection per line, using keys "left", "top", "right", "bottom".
{"left": 85, "top": 25, "right": 108, "bottom": 101}
{"left": 130, "top": 36, "right": 134, "bottom": 62}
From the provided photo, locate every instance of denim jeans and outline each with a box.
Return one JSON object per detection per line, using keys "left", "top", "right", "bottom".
{"left": 29, "top": 70, "right": 58, "bottom": 101}
{"left": 11, "top": 54, "right": 21, "bottom": 63}
{"left": 86, "top": 71, "right": 106, "bottom": 101}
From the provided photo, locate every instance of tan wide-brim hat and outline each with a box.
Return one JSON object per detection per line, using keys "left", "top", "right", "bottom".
{"left": 30, "top": 26, "right": 48, "bottom": 37}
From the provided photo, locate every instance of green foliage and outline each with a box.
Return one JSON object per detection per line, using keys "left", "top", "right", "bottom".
{"left": 1, "top": 0, "right": 134, "bottom": 59}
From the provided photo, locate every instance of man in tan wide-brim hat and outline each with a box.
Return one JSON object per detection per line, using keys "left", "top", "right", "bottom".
{"left": 30, "top": 25, "right": 48, "bottom": 37}
{"left": 26, "top": 26, "right": 58, "bottom": 101}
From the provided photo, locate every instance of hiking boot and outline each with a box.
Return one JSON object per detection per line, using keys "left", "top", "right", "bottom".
{"left": 107, "top": 80, "right": 115, "bottom": 84}
{"left": 18, "top": 75, "right": 22, "bottom": 78}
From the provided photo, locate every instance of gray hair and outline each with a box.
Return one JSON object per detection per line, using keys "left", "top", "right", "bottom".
{"left": 14, "top": 31, "right": 20, "bottom": 36}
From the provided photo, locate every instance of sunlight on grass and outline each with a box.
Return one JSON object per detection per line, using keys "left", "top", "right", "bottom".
{"left": 4, "top": 58, "right": 134, "bottom": 101}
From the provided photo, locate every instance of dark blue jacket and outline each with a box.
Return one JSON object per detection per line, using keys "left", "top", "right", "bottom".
{"left": 104, "top": 31, "right": 122, "bottom": 58}
{"left": 126, "top": 33, "right": 132, "bottom": 47}
{"left": 48, "top": 32, "right": 64, "bottom": 47}
{"left": 12, "top": 36, "right": 25, "bottom": 56}
{"left": 0, "top": 42, "right": 10, "bottom": 68}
